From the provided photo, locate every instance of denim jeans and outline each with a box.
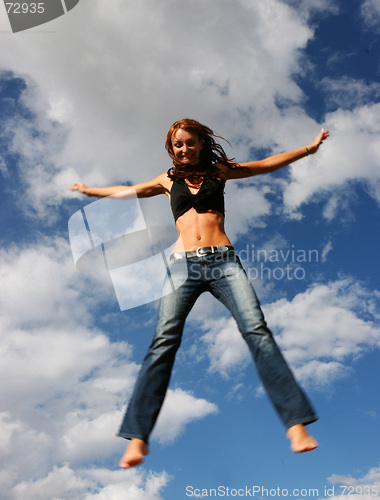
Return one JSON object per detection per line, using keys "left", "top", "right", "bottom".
{"left": 117, "top": 248, "right": 317, "bottom": 443}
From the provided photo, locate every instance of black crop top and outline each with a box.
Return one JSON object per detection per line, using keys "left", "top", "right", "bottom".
{"left": 170, "top": 177, "right": 225, "bottom": 221}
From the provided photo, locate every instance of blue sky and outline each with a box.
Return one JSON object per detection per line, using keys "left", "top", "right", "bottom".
{"left": 1, "top": 0, "right": 379, "bottom": 498}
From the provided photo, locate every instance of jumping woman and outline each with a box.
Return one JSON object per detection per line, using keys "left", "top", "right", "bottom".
{"left": 70, "top": 118, "right": 329, "bottom": 468}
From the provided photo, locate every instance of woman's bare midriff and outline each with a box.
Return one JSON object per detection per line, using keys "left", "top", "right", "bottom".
{"left": 172, "top": 208, "right": 231, "bottom": 252}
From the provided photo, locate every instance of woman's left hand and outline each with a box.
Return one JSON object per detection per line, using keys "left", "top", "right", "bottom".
{"left": 307, "top": 128, "right": 330, "bottom": 154}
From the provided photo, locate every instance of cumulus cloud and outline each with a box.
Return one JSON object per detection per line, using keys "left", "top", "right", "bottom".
{"left": 2, "top": 0, "right": 378, "bottom": 226}
{"left": 0, "top": 237, "right": 107, "bottom": 329}
{"left": 283, "top": 102, "right": 380, "bottom": 215}
{"left": 323, "top": 464, "right": 380, "bottom": 499}
{"left": 201, "top": 317, "right": 251, "bottom": 377}
{"left": 198, "top": 278, "right": 380, "bottom": 387}
{"left": 265, "top": 278, "right": 380, "bottom": 386}
{"left": 0, "top": 239, "right": 136, "bottom": 491}
{"left": 152, "top": 388, "right": 218, "bottom": 443}
{"left": 0, "top": 0, "right": 317, "bottom": 223}
{"left": 224, "top": 181, "right": 272, "bottom": 240}
{"left": 10, "top": 465, "right": 171, "bottom": 500}
{"left": 0, "top": 239, "right": 217, "bottom": 497}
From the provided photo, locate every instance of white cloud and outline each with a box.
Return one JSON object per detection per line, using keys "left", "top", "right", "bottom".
{"left": 322, "top": 195, "right": 340, "bottom": 220}
{"left": 361, "top": 0, "right": 380, "bottom": 30}
{"left": 283, "top": 102, "right": 380, "bottom": 215}
{"left": 0, "top": 413, "right": 53, "bottom": 481}
{"left": 198, "top": 278, "right": 380, "bottom": 387}
{"left": 153, "top": 388, "right": 218, "bottom": 443}
{"left": 2, "top": 0, "right": 377, "bottom": 225}
{"left": 265, "top": 278, "right": 380, "bottom": 386}
{"left": 9, "top": 465, "right": 171, "bottom": 500}
{"left": 321, "top": 77, "right": 380, "bottom": 110}
{"left": 280, "top": 0, "right": 339, "bottom": 19}
{"left": 0, "top": 237, "right": 108, "bottom": 329}
{"left": 323, "top": 464, "right": 380, "bottom": 499}
{"left": 321, "top": 240, "right": 333, "bottom": 262}
{"left": 0, "top": 240, "right": 217, "bottom": 497}
{"left": 201, "top": 317, "right": 250, "bottom": 377}
{"left": 224, "top": 181, "right": 271, "bottom": 241}
{"left": 60, "top": 411, "right": 126, "bottom": 464}
{"left": 0, "top": 0, "right": 317, "bottom": 224}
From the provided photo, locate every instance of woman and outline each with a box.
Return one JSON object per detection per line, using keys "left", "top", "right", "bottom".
{"left": 70, "top": 118, "right": 329, "bottom": 468}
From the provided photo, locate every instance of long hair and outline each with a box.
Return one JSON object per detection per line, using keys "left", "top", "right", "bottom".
{"left": 165, "top": 118, "right": 237, "bottom": 182}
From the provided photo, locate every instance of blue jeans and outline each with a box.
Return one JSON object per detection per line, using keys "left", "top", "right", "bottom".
{"left": 117, "top": 248, "right": 317, "bottom": 442}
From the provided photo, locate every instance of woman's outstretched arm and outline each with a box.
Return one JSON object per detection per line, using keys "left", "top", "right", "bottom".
{"left": 69, "top": 173, "right": 171, "bottom": 198}
{"left": 221, "top": 129, "right": 329, "bottom": 180}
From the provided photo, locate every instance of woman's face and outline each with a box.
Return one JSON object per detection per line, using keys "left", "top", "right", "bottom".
{"left": 171, "top": 128, "right": 203, "bottom": 165}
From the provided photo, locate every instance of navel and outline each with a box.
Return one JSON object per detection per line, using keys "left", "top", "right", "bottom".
{"left": 197, "top": 234, "right": 201, "bottom": 240}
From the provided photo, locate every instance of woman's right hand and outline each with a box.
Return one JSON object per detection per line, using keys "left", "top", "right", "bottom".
{"left": 69, "top": 182, "right": 88, "bottom": 194}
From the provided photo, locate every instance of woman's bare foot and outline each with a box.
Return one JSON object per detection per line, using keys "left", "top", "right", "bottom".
{"left": 119, "top": 438, "right": 149, "bottom": 468}
{"left": 287, "top": 424, "right": 318, "bottom": 453}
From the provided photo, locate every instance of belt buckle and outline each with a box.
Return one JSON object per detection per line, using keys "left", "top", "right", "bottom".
{"left": 196, "top": 246, "right": 216, "bottom": 257}
{"left": 196, "top": 247, "right": 204, "bottom": 257}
